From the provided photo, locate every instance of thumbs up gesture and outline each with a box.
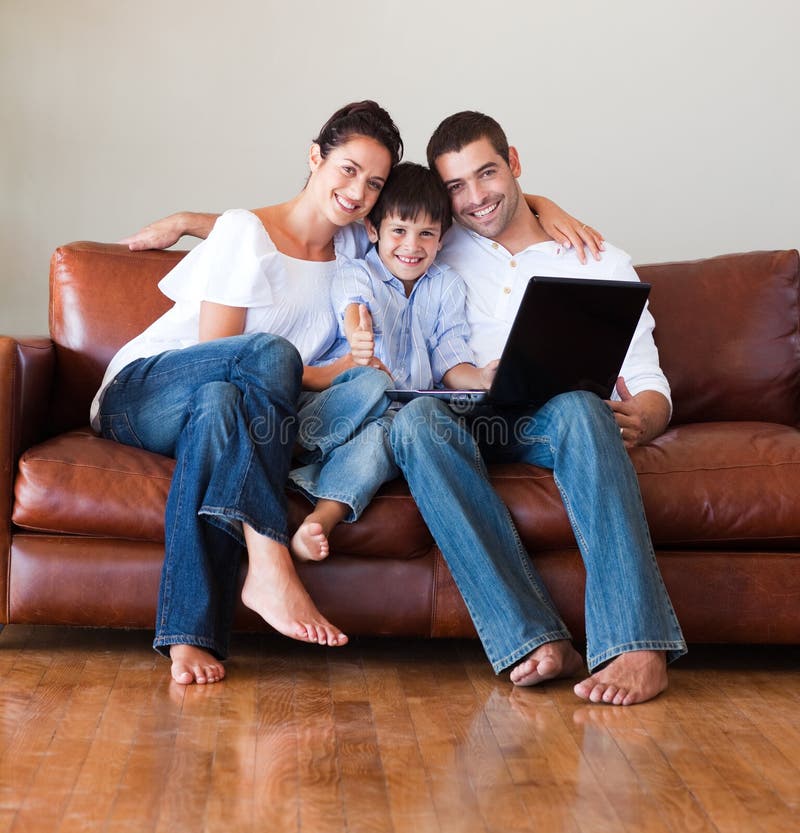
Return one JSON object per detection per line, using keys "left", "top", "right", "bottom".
{"left": 348, "top": 303, "right": 375, "bottom": 366}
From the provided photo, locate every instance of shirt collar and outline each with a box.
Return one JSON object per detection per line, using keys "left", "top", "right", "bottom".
{"left": 465, "top": 229, "right": 566, "bottom": 259}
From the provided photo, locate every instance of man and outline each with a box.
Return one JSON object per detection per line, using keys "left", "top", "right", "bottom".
{"left": 388, "top": 111, "right": 684, "bottom": 705}
{"left": 122, "top": 113, "right": 686, "bottom": 704}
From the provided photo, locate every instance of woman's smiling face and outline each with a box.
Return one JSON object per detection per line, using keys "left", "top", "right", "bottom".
{"left": 308, "top": 135, "right": 393, "bottom": 227}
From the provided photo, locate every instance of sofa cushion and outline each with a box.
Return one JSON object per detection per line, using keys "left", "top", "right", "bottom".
{"left": 489, "top": 421, "right": 800, "bottom": 551}
{"left": 12, "top": 429, "right": 436, "bottom": 558}
{"left": 640, "top": 250, "right": 800, "bottom": 426}
{"left": 634, "top": 421, "right": 800, "bottom": 548}
{"left": 14, "top": 420, "right": 800, "bottom": 554}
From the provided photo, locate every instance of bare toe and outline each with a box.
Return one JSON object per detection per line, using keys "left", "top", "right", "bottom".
{"left": 511, "top": 640, "right": 584, "bottom": 687}
{"left": 574, "top": 650, "right": 668, "bottom": 706}
{"left": 241, "top": 540, "right": 347, "bottom": 648}
{"left": 291, "top": 521, "right": 330, "bottom": 562}
{"left": 170, "top": 645, "right": 225, "bottom": 686}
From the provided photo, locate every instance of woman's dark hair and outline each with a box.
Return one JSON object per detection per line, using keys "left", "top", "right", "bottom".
{"left": 426, "top": 111, "right": 510, "bottom": 170}
{"left": 367, "top": 162, "right": 452, "bottom": 235}
{"left": 313, "top": 101, "right": 403, "bottom": 168}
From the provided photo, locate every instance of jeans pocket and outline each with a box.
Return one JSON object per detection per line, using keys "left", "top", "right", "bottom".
{"left": 99, "top": 412, "right": 145, "bottom": 449}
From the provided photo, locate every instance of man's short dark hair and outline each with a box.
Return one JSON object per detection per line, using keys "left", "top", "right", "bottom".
{"left": 368, "top": 162, "right": 452, "bottom": 234}
{"left": 426, "top": 111, "right": 510, "bottom": 171}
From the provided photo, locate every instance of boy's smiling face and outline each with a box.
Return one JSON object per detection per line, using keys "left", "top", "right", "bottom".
{"left": 367, "top": 212, "right": 443, "bottom": 285}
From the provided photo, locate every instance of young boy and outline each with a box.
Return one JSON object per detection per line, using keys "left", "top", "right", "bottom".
{"left": 289, "top": 162, "right": 497, "bottom": 561}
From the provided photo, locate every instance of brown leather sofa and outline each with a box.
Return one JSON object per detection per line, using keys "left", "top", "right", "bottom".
{"left": 2, "top": 244, "right": 799, "bottom": 646}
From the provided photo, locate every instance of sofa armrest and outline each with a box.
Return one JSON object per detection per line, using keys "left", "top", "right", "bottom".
{"left": 0, "top": 335, "right": 55, "bottom": 454}
{"left": 1, "top": 335, "right": 55, "bottom": 621}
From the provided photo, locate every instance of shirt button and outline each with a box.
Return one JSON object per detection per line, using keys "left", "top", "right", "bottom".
{"left": 503, "top": 287, "right": 512, "bottom": 294}
{"left": 492, "top": 242, "right": 499, "bottom": 249}
{"left": 510, "top": 260, "right": 517, "bottom": 268}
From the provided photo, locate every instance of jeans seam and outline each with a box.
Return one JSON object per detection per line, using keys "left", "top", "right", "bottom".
{"left": 587, "top": 640, "right": 688, "bottom": 672}
{"left": 288, "top": 485, "right": 362, "bottom": 522}
{"left": 491, "top": 629, "right": 574, "bottom": 674}
{"left": 153, "top": 633, "right": 226, "bottom": 660}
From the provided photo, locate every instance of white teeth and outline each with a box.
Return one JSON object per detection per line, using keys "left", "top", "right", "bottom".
{"left": 473, "top": 202, "right": 498, "bottom": 218}
{"left": 397, "top": 255, "right": 422, "bottom": 264}
{"left": 336, "top": 194, "right": 357, "bottom": 210}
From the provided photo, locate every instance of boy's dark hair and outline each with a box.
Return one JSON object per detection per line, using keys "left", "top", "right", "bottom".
{"left": 367, "top": 162, "right": 452, "bottom": 235}
{"left": 313, "top": 100, "right": 403, "bottom": 168}
{"left": 426, "top": 111, "right": 510, "bottom": 170}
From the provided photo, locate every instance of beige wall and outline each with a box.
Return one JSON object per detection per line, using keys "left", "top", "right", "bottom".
{"left": 2, "top": 0, "right": 798, "bottom": 335}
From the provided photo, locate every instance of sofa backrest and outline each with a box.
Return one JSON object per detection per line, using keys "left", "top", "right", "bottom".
{"left": 47, "top": 243, "right": 800, "bottom": 435}
{"left": 639, "top": 249, "right": 800, "bottom": 427}
{"left": 49, "top": 242, "right": 187, "bottom": 434}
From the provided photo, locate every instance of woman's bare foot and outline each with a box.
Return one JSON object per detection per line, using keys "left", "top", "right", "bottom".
{"left": 290, "top": 520, "right": 329, "bottom": 562}
{"left": 290, "top": 500, "right": 350, "bottom": 563}
{"left": 170, "top": 644, "right": 226, "bottom": 685}
{"left": 242, "top": 524, "right": 348, "bottom": 647}
{"left": 573, "top": 649, "right": 668, "bottom": 706}
{"left": 510, "top": 639, "right": 585, "bottom": 686}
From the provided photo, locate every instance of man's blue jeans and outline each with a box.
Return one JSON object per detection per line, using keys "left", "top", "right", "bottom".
{"left": 98, "top": 333, "right": 303, "bottom": 660}
{"left": 389, "top": 391, "right": 687, "bottom": 673}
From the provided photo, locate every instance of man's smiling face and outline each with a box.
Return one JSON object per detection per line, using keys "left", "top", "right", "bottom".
{"left": 434, "top": 137, "right": 522, "bottom": 239}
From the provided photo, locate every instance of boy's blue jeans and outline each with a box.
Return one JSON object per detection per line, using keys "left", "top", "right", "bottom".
{"left": 389, "top": 391, "right": 687, "bottom": 673}
{"left": 290, "top": 366, "right": 396, "bottom": 521}
{"left": 98, "top": 333, "right": 303, "bottom": 660}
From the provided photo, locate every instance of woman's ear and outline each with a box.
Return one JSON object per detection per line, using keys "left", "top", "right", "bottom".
{"left": 365, "top": 218, "right": 379, "bottom": 243}
{"left": 308, "top": 143, "right": 323, "bottom": 173}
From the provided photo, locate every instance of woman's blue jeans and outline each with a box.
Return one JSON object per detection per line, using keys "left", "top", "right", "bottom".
{"left": 389, "top": 391, "right": 687, "bottom": 673}
{"left": 98, "top": 333, "right": 303, "bottom": 660}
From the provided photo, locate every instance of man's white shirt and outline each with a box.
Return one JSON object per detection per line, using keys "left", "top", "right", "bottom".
{"left": 438, "top": 224, "right": 671, "bottom": 407}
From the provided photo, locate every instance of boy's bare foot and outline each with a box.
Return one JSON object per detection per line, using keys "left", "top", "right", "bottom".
{"left": 290, "top": 501, "right": 349, "bottom": 563}
{"left": 574, "top": 649, "right": 668, "bottom": 706}
{"left": 170, "top": 644, "right": 226, "bottom": 686}
{"left": 242, "top": 525, "right": 347, "bottom": 647}
{"left": 290, "top": 520, "right": 330, "bottom": 562}
{"left": 510, "top": 639, "right": 585, "bottom": 686}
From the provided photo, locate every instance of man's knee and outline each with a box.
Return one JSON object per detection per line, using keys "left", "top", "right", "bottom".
{"left": 390, "top": 396, "right": 458, "bottom": 449}
{"left": 551, "top": 390, "right": 607, "bottom": 421}
{"left": 546, "top": 391, "right": 617, "bottom": 444}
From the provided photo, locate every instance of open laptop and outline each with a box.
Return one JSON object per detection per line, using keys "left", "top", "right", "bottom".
{"left": 386, "top": 275, "right": 651, "bottom": 411}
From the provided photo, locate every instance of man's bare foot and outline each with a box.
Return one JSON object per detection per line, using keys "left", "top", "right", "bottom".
{"left": 169, "top": 644, "right": 226, "bottom": 686}
{"left": 242, "top": 525, "right": 347, "bottom": 647}
{"left": 574, "top": 650, "right": 668, "bottom": 706}
{"left": 290, "top": 520, "right": 330, "bottom": 562}
{"left": 510, "top": 639, "right": 585, "bottom": 686}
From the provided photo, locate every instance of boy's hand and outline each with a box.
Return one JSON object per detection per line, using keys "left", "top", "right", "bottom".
{"left": 348, "top": 303, "right": 375, "bottom": 366}
{"left": 478, "top": 359, "right": 500, "bottom": 389}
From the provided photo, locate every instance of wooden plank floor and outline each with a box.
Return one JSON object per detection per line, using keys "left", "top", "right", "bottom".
{"left": 0, "top": 625, "right": 798, "bottom": 833}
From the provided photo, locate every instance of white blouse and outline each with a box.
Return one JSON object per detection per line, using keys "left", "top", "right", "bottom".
{"left": 90, "top": 209, "right": 365, "bottom": 429}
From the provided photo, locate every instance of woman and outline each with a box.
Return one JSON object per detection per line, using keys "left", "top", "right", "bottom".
{"left": 95, "top": 102, "right": 402, "bottom": 686}
{"left": 110, "top": 102, "right": 603, "bottom": 686}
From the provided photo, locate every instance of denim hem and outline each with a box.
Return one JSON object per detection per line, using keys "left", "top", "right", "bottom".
{"left": 199, "top": 505, "right": 289, "bottom": 548}
{"left": 490, "top": 629, "right": 574, "bottom": 674}
{"left": 286, "top": 481, "right": 360, "bottom": 523}
{"left": 587, "top": 640, "right": 688, "bottom": 672}
{"left": 153, "top": 634, "right": 227, "bottom": 661}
